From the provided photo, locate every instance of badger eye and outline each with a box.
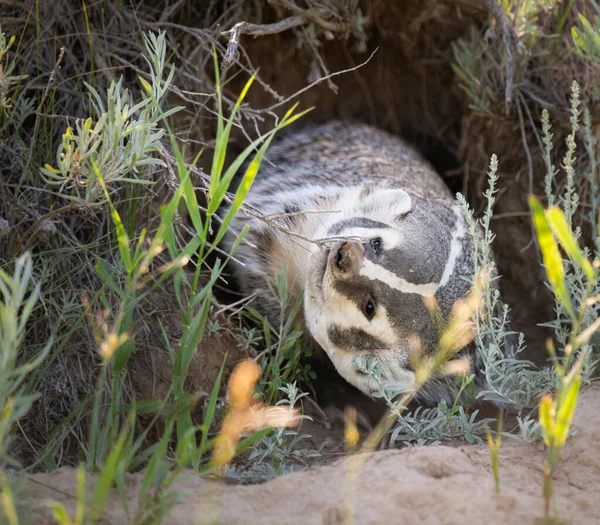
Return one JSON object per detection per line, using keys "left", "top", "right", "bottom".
{"left": 364, "top": 300, "right": 376, "bottom": 319}
{"left": 370, "top": 238, "right": 383, "bottom": 253}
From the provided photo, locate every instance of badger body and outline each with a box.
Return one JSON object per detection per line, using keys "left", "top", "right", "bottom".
{"left": 223, "top": 121, "right": 476, "bottom": 403}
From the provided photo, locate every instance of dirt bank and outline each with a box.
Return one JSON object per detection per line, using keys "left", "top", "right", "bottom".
{"left": 27, "top": 386, "right": 600, "bottom": 525}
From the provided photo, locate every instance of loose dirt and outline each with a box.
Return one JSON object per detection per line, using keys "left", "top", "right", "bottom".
{"left": 26, "top": 386, "right": 600, "bottom": 524}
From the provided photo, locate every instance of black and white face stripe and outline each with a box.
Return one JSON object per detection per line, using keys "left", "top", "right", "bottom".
{"left": 327, "top": 217, "right": 391, "bottom": 236}
{"left": 304, "top": 182, "right": 472, "bottom": 398}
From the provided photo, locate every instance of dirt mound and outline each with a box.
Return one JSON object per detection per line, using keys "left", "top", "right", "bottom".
{"left": 27, "top": 386, "right": 600, "bottom": 524}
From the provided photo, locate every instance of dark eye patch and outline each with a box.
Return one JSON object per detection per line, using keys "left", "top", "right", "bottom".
{"left": 327, "top": 325, "right": 388, "bottom": 351}
{"left": 333, "top": 275, "right": 374, "bottom": 308}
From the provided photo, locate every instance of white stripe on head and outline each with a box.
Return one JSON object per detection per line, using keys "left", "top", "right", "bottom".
{"left": 318, "top": 227, "right": 404, "bottom": 249}
{"left": 311, "top": 186, "right": 412, "bottom": 242}
{"left": 438, "top": 205, "right": 466, "bottom": 288}
{"left": 358, "top": 205, "right": 465, "bottom": 296}
{"left": 359, "top": 259, "right": 438, "bottom": 297}
{"left": 356, "top": 188, "right": 412, "bottom": 223}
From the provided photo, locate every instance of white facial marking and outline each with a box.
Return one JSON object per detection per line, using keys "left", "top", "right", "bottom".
{"left": 319, "top": 227, "right": 403, "bottom": 249}
{"left": 357, "top": 205, "right": 465, "bottom": 297}
{"left": 360, "top": 259, "right": 438, "bottom": 297}
{"left": 438, "top": 205, "right": 466, "bottom": 288}
{"left": 312, "top": 186, "right": 412, "bottom": 242}
{"left": 358, "top": 188, "right": 412, "bottom": 222}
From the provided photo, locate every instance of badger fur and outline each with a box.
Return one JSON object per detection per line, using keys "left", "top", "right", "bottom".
{"left": 222, "top": 121, "right": 477, "bottom": 404}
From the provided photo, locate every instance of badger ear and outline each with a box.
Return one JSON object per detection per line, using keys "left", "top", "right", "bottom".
{"left": 357, "top": 185, "right": 412, "bottom": 222}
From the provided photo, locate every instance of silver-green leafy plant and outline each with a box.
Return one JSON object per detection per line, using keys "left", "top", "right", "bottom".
{"left": 354, "top": 356, "right": 492, "bottom": 447}
{"left": 540, "top": 81, "right": 600, "bottom": 378}
{"left": 572, "top": 9, "right": 600, "bottom": 64}
{"left": 79, "top": 35, "right": 309, "bottom": 471}
{"left": 390, "top": 403, "right": 493, "bottom": 447}
{"left": 225, "top": 382, "right": 322, "bottom": 482}
{"left": 451, "top": 30, "right": 495, "bottom": 118}
{"left": 4, "top": 29, "right": 311, "bottom": 524}
{"left": 40, "top": 30, "right": 181, "bottom": 206}
{"left": 458, "top": 156, "right": 558, "bottom": 414}
{"left": 529, "top": 82, "right": 600, "bottom": 521}
{"left": 0, "top": 25, "right": 27, "bottom": 111}
{"left": 0, "top": 253, "right": 52, "bottom": 468}
{"left": 244, "top": 267, "right": 317, "bottom": 404}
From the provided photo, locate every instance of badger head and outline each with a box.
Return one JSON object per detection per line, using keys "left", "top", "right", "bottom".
{"left": 304, "top": 184, "right": 472, "bottom": 399}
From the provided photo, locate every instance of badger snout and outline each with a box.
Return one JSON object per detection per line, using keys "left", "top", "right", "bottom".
{"left": 331, "top": 241, "right": 363, "bottom": 275}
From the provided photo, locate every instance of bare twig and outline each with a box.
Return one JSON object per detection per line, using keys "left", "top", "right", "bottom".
{"left": 516, "top": 96, "right": 540, "bottom": 261}
{"left": 13, "top": 47, "right": 66, "bottom": 227}
{"left": 221, "top": 15, "right": 307, "bottom": 65}
{"left": 145, "top": 21, "right": 284, "bottom": 106}
{"left": 21, "top": 47, "right": 65, "bottom": 185}
{"left": 214, "top": 292, "right": 259, "bottom": 317}
{"left": 219, "top": 0, "right": 357, "bottom": 66}
{"left": 274, "top": 0, "right": 349, "bottom": 33}
{"left": 257, "top": 48, "right": 378, "bottom": 114}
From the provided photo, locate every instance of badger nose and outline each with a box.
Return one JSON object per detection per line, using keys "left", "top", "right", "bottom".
{"left": 332, "top": 241, "right": 363, "bottom": 274}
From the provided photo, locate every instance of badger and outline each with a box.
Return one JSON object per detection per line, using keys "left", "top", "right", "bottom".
{"left": 222, "top": 121, "right": 477, "bottom": 404}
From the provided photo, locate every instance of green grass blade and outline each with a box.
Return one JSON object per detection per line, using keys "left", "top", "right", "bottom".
{"left": 235, "top": 428, "right": 272, "bottom": 455}
{"left": 546, "top": 207, "right": 595, "bottom": 281}
{"left": 212, "top": 140, "right": 271, "bottom": 248}
{"left": 166, "top": 129, "right": 203, "bottom": 235}
{"left": 208, "top": 48, "right": 225, "bottom": 202}
{"left": 75, "top": 465, "right": 85, "bottom": 525}
{"left": 207, "top": 132, "right": 272, "bottom": 216}
{"left": 198, "top": 358, "right": 226, "bottom": 461}
{"left": 556, "top": 376, "right": 581, "bottom": 446}
{"left": 0, "top": 475, "right": 19, "bottom": 525}
{"left": 211, "top": 103, "right": 310, "bottom": 248}
{"left": 45, "top": 502, "right": 73, "bottom": 525}
{"left": 209, "top": 70, "right": 256, "bottom": 205}
{"left": 139, "top": 421, "right": 173, "bottom": 509}
{"left": 539, "top": 395, "right": 554, "bottom": 447}
{"left": 529, "top": 196, "right": 575, "bottom": 319}
{"left": 94, "top": 260, "right": 123, "bottom": 297}
{"left": 89, "top": 429, "right": 128, "bottom": 522}
{"left": 93, "top": 163, "right": 133, "bottom": 273}
{"left": 156, "top": 172, "right": 187, "bottom": 258}
{"left": 189, "top": 260, "right": 222, "bottom": 308}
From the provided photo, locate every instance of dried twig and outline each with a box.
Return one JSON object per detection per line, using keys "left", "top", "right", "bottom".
{"left": 219, "top": 0, "right": 356, "bottom": 66}
{"left": 221, "top": 15, "right": 307, "bottom": 65}
{"left": 17, "top": 47, "right": 65, "bottom": 191}
{"left": 257, "top": 48, "right": 378, "bottom": 114}
{"left": 274, "top": 0, "right": 349, "bottom": 33}
{"left": 516, "top": 94, "right": 542, "bottom": 263}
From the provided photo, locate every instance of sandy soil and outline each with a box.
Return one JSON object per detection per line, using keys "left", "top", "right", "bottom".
{"left": 27, "top": 386, "right": 600, "bottom": 525}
